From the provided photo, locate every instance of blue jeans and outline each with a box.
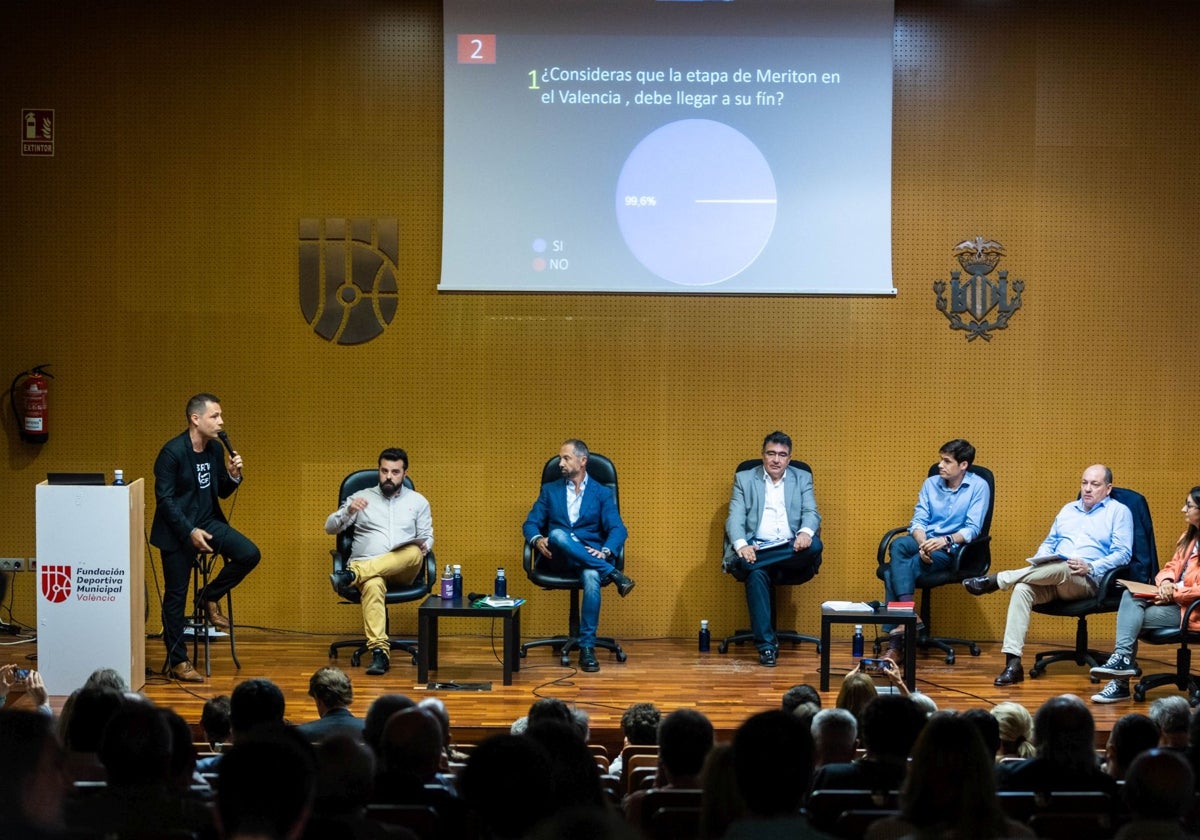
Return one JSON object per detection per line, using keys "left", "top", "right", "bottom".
{"left": 727, "top": 537, "right": 823, "bottom": 651}
{"left": 1113, "top": 589, "right": 1182, "bottom": 661}
{"left": 545, "top": 528, "right": 617, "bottom": 648}
{"left": 882, "top": 535, "right": 953, "bottom": 632}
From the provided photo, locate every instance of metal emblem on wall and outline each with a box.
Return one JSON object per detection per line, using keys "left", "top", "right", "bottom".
{"left": 299, "top": 218, "right": 401, "bottom": 345}
{"left": 934, "top": 236, "right": 1024, "bottom": 341}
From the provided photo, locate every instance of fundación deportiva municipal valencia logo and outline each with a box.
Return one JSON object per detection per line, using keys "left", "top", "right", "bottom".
{"left": 41, "top": 564, "right": 72, "bottom": 604}
{"left": 299, "top": 218, "right": 402, "bottom": 345}
{"left": 933, "top": 236, "right": 1024, "bottom": 341}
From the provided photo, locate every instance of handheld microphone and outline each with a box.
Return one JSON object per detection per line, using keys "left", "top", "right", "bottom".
{"left": 217, "top": 430, "right": 236, "bottom": 457}
{"left": 466, "top": 592, "right": 486, "bottom": 604}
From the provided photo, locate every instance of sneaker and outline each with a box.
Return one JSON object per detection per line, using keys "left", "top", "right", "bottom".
{"left": 1091, "top": 652, "right": 1138, "bottom": 678}
{"left": 1091, "top": 679, "right": 1131, "bottom": 704}
{"left": 365, "top": 648, "right": 390, "bottom": 676}
{"left": 758, "top": 648, "right": 777, "bottom": 667}
{"left": 579, "top": 647, "right": 600, "bottom": 672}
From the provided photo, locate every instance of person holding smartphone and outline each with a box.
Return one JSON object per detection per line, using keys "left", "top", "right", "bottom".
{"left": 0, "top": 664, "right": 50, "bottom": 716}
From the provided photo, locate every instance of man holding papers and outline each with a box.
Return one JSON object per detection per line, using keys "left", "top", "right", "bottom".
{"left": 724, "top": 431, "right": 822, "bottom": 667}
{"left": 963, "top": 464, "right": 1133, "bottom": 686}
{"left": 1089, "top": 486, "right": 1200, "bottom": 703}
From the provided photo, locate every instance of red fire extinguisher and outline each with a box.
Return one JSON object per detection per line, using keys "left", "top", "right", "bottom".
{"left": 9, "top": 365, "right": 53, "bottom": 444}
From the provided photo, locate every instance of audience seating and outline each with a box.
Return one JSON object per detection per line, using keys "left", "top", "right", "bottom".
{"left": 805, "top": 789, "right": 900, "bottom": 834}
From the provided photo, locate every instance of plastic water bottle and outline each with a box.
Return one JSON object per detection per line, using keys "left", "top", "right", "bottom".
{"left": 452, "top": 564, "right": 463, "bottom": 599}
{"left": 698, "top": 619, "right": 711, "bottom": 652}
{"left": 112, "top": 470, "right": 125, "bottom": 486}
{"left": 440, "top": 564, "right": 454, "bottom": 599}
{"left": 494, "top": 567, "right": 507, "bottom": 598}
{"left": 852, "top": 624, "right": 865, "bottom": 659}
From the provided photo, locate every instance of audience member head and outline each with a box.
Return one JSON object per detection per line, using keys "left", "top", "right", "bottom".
{"left": 658, "top": 708, "right": 714, "bottom": 785}
{"left": 527, "top": 697, "right": 574, "bottom": 730}
{"left": 160, "top": 707, "right": 199, "bottom": 792}
{"left": 525, "top": 719, "right": 605, "bottom": 809}
{"left": 1148, "top": 695, "right": 1191, "bottom": 749}
{"left": 1106, "top": 713, "right": 1161, "bottom": 780}
{"left": 379, "top": 707, "right": 444, "bottom": 782}
{"left": 363, "top": 693, "right": 415, "bottom": 756}
{"left": 732, "top": 709, "right": 813, "bottom": 818}
{"left": 98, "top": 700, "right": 172, "bottom": 787}
{"left": 899, "top": 711, "right": 1009, "bottom": 836}
{"left": 1033, "top": 694, "right": 1097, "bottom": 774}
{"left": 991, "top": 701, "right": 1036, "bottom": 759}
{"left": 781, "top": 684, "right": 822, "bottom": 715}
{"left": 620, "top": 701, "right": 661, "bottom": 745}
{"left": 699, "top": 743, "right": 744, "bottom": 840}
{"left": 307, "top": 666, "right": 353, "bottom": 715}
{"left": 835, "top": 671, "right": 877, "bottom": 724}
{"left": 65, "top": 686, "right": 124, "bottom": 753}
{"left": 216, "top": 729, "right": 316, "bottom": 840}
{"left": 461, "top": 734, "right": 554, "bottom": 839}
{"left": 201, "top": 694, "right": 232, "bottom": 749}
{"left": 789, "top": 701, "right": 820, "bottom": 730}
{"left": 860, "top": 694, "right": 927, "bottom": 761}
{"left": 1126, "top": 748, "right": 1196, "bottom": 821}
{"left": 960, "top": 707, "right": 1001, "bottom": 757}
{"left": 571, "top": 707, "right": 591, "bottom": 742}
{"left": 229, "top": 678, "right": 286, "bottom": 740}
{"left": 417, "top": 696, "right": 454, "bottom": 754}
{"left": 811, "top": 707, "right": 858, "bottom": 767}
{"left": 909, "top": 692, "right": 938, "bottom": 718}
{"left": 83, "top": 667, "right": 129, "bottom": 692}
{"left": 313, "top": 733, "right": 376, "bottom": 816}
{"left": 0, "top": 709, "right": 65, "bottom": 832}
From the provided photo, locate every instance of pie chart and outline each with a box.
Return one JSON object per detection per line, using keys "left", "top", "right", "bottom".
{"left": 615, "top": 119, "right": 777, "bottom": 287}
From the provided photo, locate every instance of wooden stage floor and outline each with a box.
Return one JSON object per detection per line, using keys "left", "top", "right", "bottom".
{"left": 2, "top": 626, "right": 1178, "bottom": 753}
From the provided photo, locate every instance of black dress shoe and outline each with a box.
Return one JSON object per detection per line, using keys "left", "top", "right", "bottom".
{"left": 365, "top": 649, "right": 390, "bottom": 676}
{"left": 963, "top": 575, "right": 999, "bottom": 596}
{"left": 579, "top": 647, "right": 600, "bottom": 672}
{"left": 758, "top": 648, "right": 777, "bottom": 667}
{"left": 330, "top": 569, "right": 357, "bottom": 597}
{"left": 994, "top": 662, "right": 1024, "bottom": 686}
{"left": 608, "top": 570, "right": 636, "bottom": 597}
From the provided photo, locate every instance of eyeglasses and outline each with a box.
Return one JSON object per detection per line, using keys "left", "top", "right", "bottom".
{"left": 1185, "top": 502, "right": 1199, "bottom": 511}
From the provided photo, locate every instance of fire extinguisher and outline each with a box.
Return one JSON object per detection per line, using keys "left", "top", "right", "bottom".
{"left": 9, "top": 364, "right": 53, "bottom": 444}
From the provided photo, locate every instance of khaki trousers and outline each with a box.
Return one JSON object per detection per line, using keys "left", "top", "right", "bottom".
{"left": 997, "top": 561, "right": 1097, "bottom": 657}
{"left": 348, "top": 546, "right": 423, "bottom": 653}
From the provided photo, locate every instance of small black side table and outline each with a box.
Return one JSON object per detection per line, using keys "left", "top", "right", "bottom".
{"left": 820, "top": 605, "right": 918, "bottom": 692}
{"left": 417, "top": 595, "right": 522, "bottom": 686}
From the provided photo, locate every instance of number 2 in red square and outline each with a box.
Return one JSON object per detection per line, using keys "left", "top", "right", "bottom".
{"left": 457, "top": 34, "right": 496, "bottom": 64}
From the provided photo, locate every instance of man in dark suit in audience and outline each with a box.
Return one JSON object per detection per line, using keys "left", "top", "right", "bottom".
{"left": 295, "top": 666, "right": 364, "bottom": 743}
{"left": 523, "top": 438, "right": 633, "bottom": 673}
{"left": 724, "top": 431, "right": 822, "bottom": 667}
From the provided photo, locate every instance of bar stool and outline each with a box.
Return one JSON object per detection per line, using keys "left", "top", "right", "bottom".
{"left": 186, "top": 551, "right": 241, "bottom": 676}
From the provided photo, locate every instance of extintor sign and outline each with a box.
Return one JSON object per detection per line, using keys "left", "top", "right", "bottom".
{"left": 22, "top": 109, "right": 54, "bottom": 157}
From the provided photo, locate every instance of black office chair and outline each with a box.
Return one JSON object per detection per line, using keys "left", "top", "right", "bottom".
{"left": 717, "top": 459, "right": 822, "bottom": 655}
{"left": 874, "top": 464, "right": 994, "bottom": 665}
{"left": 327, "top": 469, "right": 436, "bottom": 667}
{"left": 1029, "top": 486, "right": 1158, "bottom": 679}
{"left": 1133, "top": 599, "right": 1200, "bottom": 704}
{"left": 519, "top": 453, "right": 628, "bottom": 667}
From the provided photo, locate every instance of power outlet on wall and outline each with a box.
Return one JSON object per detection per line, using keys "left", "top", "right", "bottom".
{"left": 0, "top": 558, "right": 24, "bottom": 572}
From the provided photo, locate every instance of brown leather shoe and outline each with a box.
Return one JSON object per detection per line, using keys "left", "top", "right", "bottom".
{"left": 881, "top": 647, "right": 903, "bottom": 668}
{"left": 205, "top": 601, "right": 231, "bottom": 630}
{"left": 170, "top": 661, "right": 203, "bottom": 683}
{"left": 963, "top": 575, "right": 999, "bottom": 596}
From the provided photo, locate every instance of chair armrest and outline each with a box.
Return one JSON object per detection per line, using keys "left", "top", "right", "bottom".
{"left": 330, "top": 547, "right": 347, "bottom": 572}
{"left": 876, "top": 527, "right": 910, "bottom": 575}
{"left": 954, "top": 534, "right": 991, "bottom": 576}
{"left": 1181, "top": 598, "right": 1200, "bottom": 632}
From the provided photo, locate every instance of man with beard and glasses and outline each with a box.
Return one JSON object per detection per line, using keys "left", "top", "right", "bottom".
{"left": 327, "top": 448, "right": 434, "bottom": 676}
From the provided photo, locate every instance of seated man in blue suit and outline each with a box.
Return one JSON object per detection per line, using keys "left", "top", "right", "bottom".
{"left": 724, "top": 431, "right": 822, "bottom": 667}
{"left": 522, "top": 439, "right": 634, "bottom": 673}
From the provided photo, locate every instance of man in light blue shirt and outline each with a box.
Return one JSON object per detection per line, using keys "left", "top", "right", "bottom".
{"left": 964, "top": 464, "right": 1133, "bottom": 687}
{"left": 881, "top": 439, "right": 990, "bottom": 662}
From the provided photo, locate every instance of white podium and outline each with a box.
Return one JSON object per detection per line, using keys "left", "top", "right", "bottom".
{"left": 35, "top": 479, "right": 145, "bottom": 693}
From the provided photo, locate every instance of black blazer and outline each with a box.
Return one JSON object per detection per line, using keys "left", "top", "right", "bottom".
{"left": 149, "top": 431, "right": 239, "bottom": 552}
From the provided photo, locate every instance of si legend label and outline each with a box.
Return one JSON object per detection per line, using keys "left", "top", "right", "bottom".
{"left": 22, "top": 109, "right": 55, "bottom": 156}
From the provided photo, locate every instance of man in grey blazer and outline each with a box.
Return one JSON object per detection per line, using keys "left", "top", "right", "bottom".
{"left": 724, "top": 431, "right": 822, "bottom": 667}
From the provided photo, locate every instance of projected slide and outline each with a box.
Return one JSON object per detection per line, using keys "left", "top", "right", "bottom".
{"left": 441, "top": 0, "right": 895, "bottom": 294}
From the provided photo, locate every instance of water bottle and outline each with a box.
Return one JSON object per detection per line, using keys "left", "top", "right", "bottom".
{"left": 440, "top": 564, "right": 454, "bottom": 599}
{"left": 698, "top": 619, "right": 711, "bottom": 652}
{"left": 852, "top": 624, "right": 865, "bottom": 659}
{"left": 494, "top": 567, "right": 507, "bottom": 598}
{"left": 452, "top": 564, "right": 463, "bottom": 599}
{"left": 112, "top": 469, "right": 125, "bottom": 486}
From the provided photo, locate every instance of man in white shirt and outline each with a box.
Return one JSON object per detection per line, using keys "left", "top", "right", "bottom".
{"left": 327, "top": 448, "right": 433, "bottom": 676}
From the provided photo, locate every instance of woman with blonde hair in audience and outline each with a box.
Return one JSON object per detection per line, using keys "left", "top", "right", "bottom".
{"left": 866, "top": 712, "right": 1033, "bottom": 840}
{"left": 991, "top": 701, "right": 1036, "bottom": 760}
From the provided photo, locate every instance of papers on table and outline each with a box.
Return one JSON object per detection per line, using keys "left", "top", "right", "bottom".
{"left": 822, "top": 600, "right": 874, "bottom": 611}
